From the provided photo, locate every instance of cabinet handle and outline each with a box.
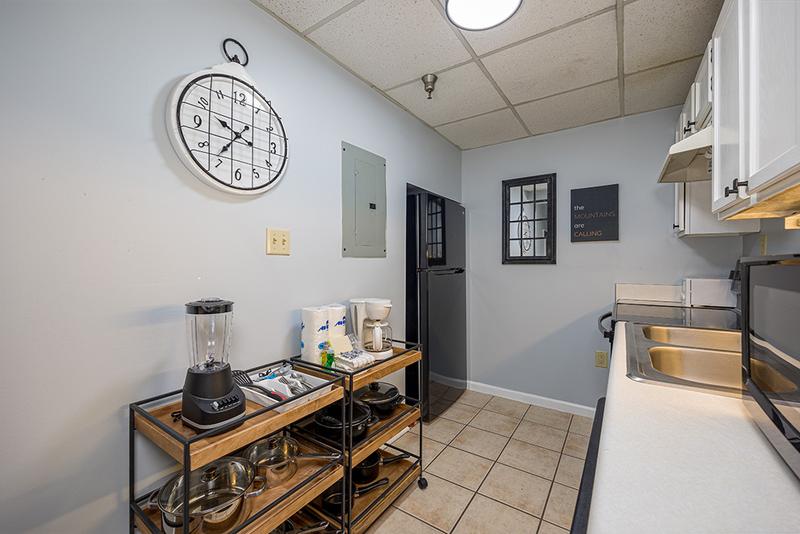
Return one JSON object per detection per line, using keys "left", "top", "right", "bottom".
{"left": 673, "top": 224, "right": 680, "bottom": 229}
{"left": 724, "top": 178, "right": 749, "bottom": 198}
{"left": 683, "top": 121, "right": 696, "bottom": 134}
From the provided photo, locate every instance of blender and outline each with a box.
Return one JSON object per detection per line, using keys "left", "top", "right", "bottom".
{"left": 181, "top": 298, "right": 245, "bottom": 431}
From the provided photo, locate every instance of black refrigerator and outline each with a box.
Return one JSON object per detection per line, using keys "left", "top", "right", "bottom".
{"left": 406, "top": 186, "right": 467, "bottom": 421}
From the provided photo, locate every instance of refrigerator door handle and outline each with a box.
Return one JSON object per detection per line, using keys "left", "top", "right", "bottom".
{"left": 419, "top": 267, "right": 465, "bottom": 275}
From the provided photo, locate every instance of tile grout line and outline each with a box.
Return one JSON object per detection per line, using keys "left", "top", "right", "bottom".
{"left": 300, "top": 0, "right": 367, "bottom": 35}
{"left": 446, "top": 396, "right": 525, "bottom": 533}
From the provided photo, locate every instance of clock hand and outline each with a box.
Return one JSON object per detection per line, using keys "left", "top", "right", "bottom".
{"left": 217, "top": 127, "right": 247, "bottom": 155}
{"left": 216, "top": 117, "right": 233, "bottom": 131}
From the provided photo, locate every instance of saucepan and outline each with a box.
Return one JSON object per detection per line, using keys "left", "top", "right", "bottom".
{"left": 147, "top": 457, "right": 265, "bottom": 533}
{"left": 245, "top": 434, "right": 340, "bottom": 487}
{"left": 352, "top": 451, "right": 410, "bottom": 484}
{"left": 320, "top": 477, "right": 389, "bottom": 517}
{"left": 313, "top": 398, "right": 378, "bottom": 443}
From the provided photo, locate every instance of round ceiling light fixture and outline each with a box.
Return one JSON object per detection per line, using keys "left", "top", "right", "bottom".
{"left": 445, "top": 0, "right": 523, "bottom": 31}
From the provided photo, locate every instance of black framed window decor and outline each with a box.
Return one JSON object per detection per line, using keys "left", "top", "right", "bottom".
{"left": 427, "top": 195, "right": 446, "bottom": 265}
{"left": 502, "top": 174, "right": 556, "bottom": 264}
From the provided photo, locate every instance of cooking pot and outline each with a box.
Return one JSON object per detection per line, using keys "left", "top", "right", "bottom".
{"left": 245, "top": 434, "right": 340, "bottom": 487}
{"left": 320, "top": 477, "right": 389, "bottom": 517}
{"left": 148, "top": 457, "right": 265, "bottom": 533}
{"left": 355, "top": 382, "right": 404, "bottom": 418}
{"left": 352, "top": 451, "right": 410, "bottom": 484}
{"left": 313, "top": 399, "right": 378, "bottom": 443}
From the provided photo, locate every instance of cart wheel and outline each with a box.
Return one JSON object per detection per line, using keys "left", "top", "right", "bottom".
{"left": 418, "top": 477, "right": 428, "bottom": 489}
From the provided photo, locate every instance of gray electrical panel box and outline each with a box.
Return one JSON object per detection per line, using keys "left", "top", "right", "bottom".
{"left": 342, "top": 142, "right": 387, "bottom": 258}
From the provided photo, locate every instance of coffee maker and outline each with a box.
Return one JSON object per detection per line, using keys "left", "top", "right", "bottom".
{"left": 361, "top": 299, "right": 394, "bottom": 360}
{"left": 181, "top": 298, "right": 245, "bottom": 431}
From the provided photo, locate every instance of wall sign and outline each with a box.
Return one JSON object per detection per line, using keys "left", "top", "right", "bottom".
{"left": 570, "top": 184, "right": 619, "bottom": 242}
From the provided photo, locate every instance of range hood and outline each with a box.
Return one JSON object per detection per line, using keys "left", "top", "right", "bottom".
{"left": 657, "top": 126, "right": 712, "bottom": 183}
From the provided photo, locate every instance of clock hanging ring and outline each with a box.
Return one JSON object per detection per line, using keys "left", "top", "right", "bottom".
{"left": 166, "top": 39, "right": 288, "bottom": 195}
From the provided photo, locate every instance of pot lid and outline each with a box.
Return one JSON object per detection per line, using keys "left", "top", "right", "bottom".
{"left": 356, "top": 381, "right": 400, "bottom": 405}
{"left": 185, "top": 298, "right": 233, "bottom": 315}
{"left": 158, "top": 457, "right": 254, "bottom": 516}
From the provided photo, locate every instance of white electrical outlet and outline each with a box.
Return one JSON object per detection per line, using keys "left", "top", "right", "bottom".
{"left": 266, "top": 228, "right": 290, "bottom": 255}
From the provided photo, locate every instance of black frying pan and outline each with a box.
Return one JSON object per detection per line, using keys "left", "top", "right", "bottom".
{"left": 320, "top": 478, "right": 388, "bottom": 517}
{"left": 352, "top": 451, "right": 410, "bottom": 484}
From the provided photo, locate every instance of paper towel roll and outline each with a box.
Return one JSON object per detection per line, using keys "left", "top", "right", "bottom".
{"left": 325, "top": 303, "right": 347, "bottom": 338}
{"left": 301, "top": 307, "right": 329, "bottom": 363}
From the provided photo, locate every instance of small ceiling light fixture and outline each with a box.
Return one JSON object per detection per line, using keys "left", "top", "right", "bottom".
{"left": 445, "top": 0, "right": 523, "bottom": 31}
{"left": 421, "top": 73, "right": 438, "bottom": 99}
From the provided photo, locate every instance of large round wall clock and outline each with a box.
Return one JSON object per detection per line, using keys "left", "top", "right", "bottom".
{"left": 166, "top": 47, "right": 288, "bottom": 195}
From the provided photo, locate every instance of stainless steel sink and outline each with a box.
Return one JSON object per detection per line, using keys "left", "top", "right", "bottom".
{"left": 627, "top": 323, "right": 799, "bottom": 397}
{"left": 642, "top": 325, "right": 741, "bottom": 352}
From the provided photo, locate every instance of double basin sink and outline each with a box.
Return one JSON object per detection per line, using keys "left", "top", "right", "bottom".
{"left": 627, "top": 324, "right": 796, "bottom": 396}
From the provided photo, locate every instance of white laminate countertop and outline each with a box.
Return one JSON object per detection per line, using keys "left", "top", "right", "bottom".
{"left": 588, "top": 322, "right": 800, "bottom": 534}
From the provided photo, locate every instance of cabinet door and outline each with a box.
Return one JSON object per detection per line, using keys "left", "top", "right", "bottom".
{"left": 747, "top": 0, "right": 800, "bottom": 192}
{"left": 695, "top": 41, "right": 713, "bottom": 128}
{"left": 712, "top": 0, "right": 746, "bottom": 212}
{"left": 681, "top": 84, "right": 698, "bottom": 137}
{"left": 675, "top": 183, "right": 686, "bottom": 233}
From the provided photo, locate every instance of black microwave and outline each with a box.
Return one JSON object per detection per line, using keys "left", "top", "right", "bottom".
{"left": 741, "top": 255, "right": 800, "bottom": 478}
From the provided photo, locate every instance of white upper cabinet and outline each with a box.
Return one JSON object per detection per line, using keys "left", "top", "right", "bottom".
{"left": 746, "top": 0, "right": 800, "bottom": 193}
{"left": 695, "top": 41, "right": 713, "bottom": 129}
{"left": 712, "top": 0, "right": 746, "bottom": 213}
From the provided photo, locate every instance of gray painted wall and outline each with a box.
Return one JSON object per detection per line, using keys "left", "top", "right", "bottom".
{"left": 0, "top": 1, "right": 460, "bottom": 531}
{"left": 461, "top": 108, "right": 743, "bottom": 408}
{"left": 743, "top": 218, "right": 800, "bottom": 255}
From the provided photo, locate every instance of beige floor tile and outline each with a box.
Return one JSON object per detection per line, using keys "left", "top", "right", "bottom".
{"left": 569, "top": 415, "right": 593, "bottom": 436}
{"left": 469, "top": 409, "right": 520, "bottom": 437}
{"left": 513, "top": 421, "right": 567, "bottom": 452}
{"left": 426, "top": 446, "right": 493, "bottom": 490}
{"left": 497, "top": 439, "right": 560, "bottom": 480}
{"left": 450, "top": 426, "right": 510, "bottom": 460}
{"left": 563, "top": 432, "right": 589, "bottom": 459}
{"left": 485, "top": 396, "right": 529, "bottom": 419}
{"left": 453, "top": 494, "right": 540, "bottom": 534}
{"left": 524, "top": 405, "right": 572, "bottom": 431}
{"left": 478, "top": 463, "right": 551, "bottom": 517}
{"left": 367, "top": 506, "right": 443, "bottom": 533}
{"left": 543, "top": 483, "right": 578, "bottom": 530}
{"left": 554, "top": 455, "right": 584, "bottom": 489}
{"left": 538, "top": 521, "right": 569, "bottom": 534}
{"left": 395, "top": 473, "right": 473, "bottom": 532}
{"left": 454, "top": 389, "right": 492, "bottom": 408}
{"left": 389, "top": 432, "right": 445, "bottom": 468}
{"left": 440, "top": 402, "right": 480, "bottom": 424}
{"left": 409, "top": 417, "right": 465, "bottom": 444}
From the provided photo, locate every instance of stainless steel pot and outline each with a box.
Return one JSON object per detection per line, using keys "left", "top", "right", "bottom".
{"left": 148, "top": 456, "right": 265, "bottom": 533}
{"left": 245, "top": 435, "right": 339, "bottom": 487}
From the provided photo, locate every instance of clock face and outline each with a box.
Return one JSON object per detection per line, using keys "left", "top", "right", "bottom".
{"left": 171, "top": 69, "right": 287, "bottom": 194}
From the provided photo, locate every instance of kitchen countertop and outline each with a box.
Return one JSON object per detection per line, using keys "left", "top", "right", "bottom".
{"left": 587, "top": 321, "right": 800, "bottom": 534}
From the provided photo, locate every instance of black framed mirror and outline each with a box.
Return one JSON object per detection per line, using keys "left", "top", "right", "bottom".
{"left": 502, "top": 173, "right": 556, "bottom": 264}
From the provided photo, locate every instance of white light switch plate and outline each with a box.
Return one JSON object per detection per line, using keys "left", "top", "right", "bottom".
{"left": 266, "top": 228, "right": 290, "bottom": 255}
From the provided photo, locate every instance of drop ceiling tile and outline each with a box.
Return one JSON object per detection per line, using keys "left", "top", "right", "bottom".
{"left": 516, "top": 80, "right": 620, "bottom": 135}
{"left": 624, "top": 0, "right": 723, "bottom": 73}
{"left": 462, "top": 0, "right": 615, "bottom": 56}
{"left": 482, "top": 11, "right": 617, "bottom": 104}
{"left": 254, "top": 0, "right": 353, "bottom": 33}
{"left": 436, "top": 109, "right": 526, "bottom": 150}
{"left": 387, "top": 62, "right": 506, "bottom": 126}
{"left": 624, "top": 56, "right": 702, "bottom": 114}
{"left": 307, "top": 0, "right": 471, "bottom": 90}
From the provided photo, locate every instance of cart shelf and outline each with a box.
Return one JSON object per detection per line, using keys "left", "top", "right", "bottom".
{"left": 134, "top": 388, "right": 342, "bottom": 469}
{"left": 308, "top": 450, "right": 421, "bottom": 534}
{"left": 133, "top": 433, "right": 345, "bottom": 534}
